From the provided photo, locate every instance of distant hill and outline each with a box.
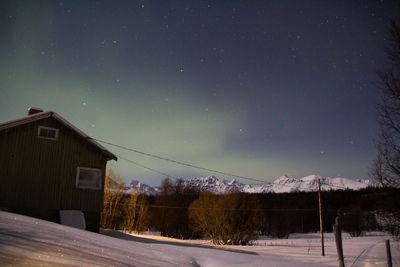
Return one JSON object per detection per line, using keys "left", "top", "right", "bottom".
{"left": 125, "top": 174, "right": 375, "bottom": 195}
{"left": 125, "top": 180, "right": 160, "bottom": 195}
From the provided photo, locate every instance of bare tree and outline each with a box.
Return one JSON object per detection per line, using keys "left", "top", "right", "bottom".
{"left": 371, "top": 20, "right": 400, "bottom": 187}
{"left": 100, "top": 168, "right": 125, "bottom": 229}
{"left": 188, "top": 192, "right": 261, "bottom": 245}
{"left": 134, "top": 193, "right": 149, "bottom": 233}
{"left": 122, "top": 190, "right": 149, "bottom": 233}
{"left": 122, "top": 189, "right": 138, "bottom": 233}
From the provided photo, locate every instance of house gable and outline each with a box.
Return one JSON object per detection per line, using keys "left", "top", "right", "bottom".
{"left": 0, "top": 111, "right": 117, "bottom": 161}
{"left": 0, "top": 117, "right": 110, "bottom": 211}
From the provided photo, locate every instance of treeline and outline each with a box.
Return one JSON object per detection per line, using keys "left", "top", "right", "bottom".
{"left": 100, "top": 170, "right": 149, "bottom": 233}
{"left": 101, "top": 173, "right": 400, "bottom": 244}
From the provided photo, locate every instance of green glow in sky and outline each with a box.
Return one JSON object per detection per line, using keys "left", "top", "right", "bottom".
{"left": 2, "top": 1, "right": 397, "bottom": 185}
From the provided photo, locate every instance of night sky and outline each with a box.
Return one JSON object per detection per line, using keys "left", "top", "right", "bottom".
{"left": 1, "top": 1, "right": 399, "bottom": 186}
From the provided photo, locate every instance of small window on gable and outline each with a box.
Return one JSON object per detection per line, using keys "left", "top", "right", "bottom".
{"left": 76, "top": 167, "right": 102, "bottom": 190}
{"left": 38, "top": 126, "right": 59, "bottom": 140}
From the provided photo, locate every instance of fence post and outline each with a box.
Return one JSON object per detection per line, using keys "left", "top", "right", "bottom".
{"left": 386, "top": 240, "right": 392, "bottom": 267}
{"left": 333, "top": 216, "right": 345, "bottom": 267}
{"left": 318, "top": 179, "right": 325, "bottom": 256}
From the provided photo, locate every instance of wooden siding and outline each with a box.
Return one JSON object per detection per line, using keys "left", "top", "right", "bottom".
{"left": 0, "top": 117, "right": 109, "bottom": 212}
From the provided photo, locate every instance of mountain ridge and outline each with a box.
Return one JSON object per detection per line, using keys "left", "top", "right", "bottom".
{"left": 124, "top": 174, "right": 374, "bottom": 195}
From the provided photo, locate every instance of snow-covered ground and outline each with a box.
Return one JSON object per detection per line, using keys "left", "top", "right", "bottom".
{"left": 0, "top": 211, "right": 399, "bottom": 266}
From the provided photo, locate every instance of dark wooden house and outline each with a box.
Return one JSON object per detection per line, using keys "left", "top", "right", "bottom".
{"left": 0, "top": 107, "right": 117, "bottom": 232}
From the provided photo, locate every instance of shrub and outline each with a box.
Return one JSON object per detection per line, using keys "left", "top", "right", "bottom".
{"left": 189, "top": 192, "right": 262, "bottom": 245}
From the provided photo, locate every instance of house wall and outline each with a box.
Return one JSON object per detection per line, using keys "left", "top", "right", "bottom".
{"left": 0, "top": 117, "right": 108, "bottom": 216}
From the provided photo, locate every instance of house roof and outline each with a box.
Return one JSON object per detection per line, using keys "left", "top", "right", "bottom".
{"left": 0, "top": 111, "right": 117, "bottom": 161}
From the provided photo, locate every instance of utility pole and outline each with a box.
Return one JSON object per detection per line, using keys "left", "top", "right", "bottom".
{"left": 318, "top": 179, "right": 325, "bottom": 256}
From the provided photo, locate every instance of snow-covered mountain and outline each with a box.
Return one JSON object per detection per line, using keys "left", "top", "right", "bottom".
{"left": 125, "top": 180, "right": 160, "bottom": 195}
{"left": 243, "top": 175, "right": 374, "bottom": 193}
{"left": 183, "top": 175, "right": 245, "bottom": 193}
{"left": 125, "top": 175, "right": 375, "bottom": 195}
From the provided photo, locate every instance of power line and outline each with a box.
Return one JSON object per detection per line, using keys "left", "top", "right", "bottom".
{"left": 104, "top": 201, "right": 349, "bottom": 212}
{"left": 117, "top": 155, "right": 177, "bottom": 179}
{"left": 107, "top": 159, "right": 353, "bottom": 196}
{"left": 115, "top": 154, "right": 319, "bottom": 191}
{"left": 111, "top": 153, "right": 326, "bottom": 192}
{"left": 92, "top": 138, "right": 266, "bottom": 183}
{"left": 104, "top": 201, "right": 319, "bottom": 212}
{"left": 116, "top": 155, "right": 347, "bottom": 192}
{"left": 116, "top": 154, "right": 329, "bottom": 191}
{"left": 94, "top": 138, "right": 362, "bottom": 192}
{"left": 320, "top": 181, "right": 353, "bottom": 190}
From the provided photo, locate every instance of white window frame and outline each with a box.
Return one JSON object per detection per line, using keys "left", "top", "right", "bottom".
{"left": 38, "top": 126, "right": 59, "bottom": 141}
{"left": 76, "top": 167, "right": 102, "bottom": 190}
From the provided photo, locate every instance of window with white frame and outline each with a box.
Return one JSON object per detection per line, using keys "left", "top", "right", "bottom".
{"left": 76, "top": 167, "right": 102, "bottom": 190}
{"left": 38, "top": 126, "right": 59, "bottom": 140}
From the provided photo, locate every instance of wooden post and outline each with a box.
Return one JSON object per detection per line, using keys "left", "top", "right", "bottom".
{"left": 333, "top": 217, "right": 345, "bottom": 267}
{"left": 386, "top": 240, "right": 393, "bottom": 267}
{"left": 318, "top": 179, "right": 325, "bottom": 256}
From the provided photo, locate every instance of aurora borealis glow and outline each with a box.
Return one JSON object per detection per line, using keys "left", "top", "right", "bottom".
{"left": 1, "top": 1, "right": 399, "bottom": 185}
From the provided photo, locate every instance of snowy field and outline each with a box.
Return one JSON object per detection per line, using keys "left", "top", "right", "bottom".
{"left": 0, "top": 211, "right": 399, "bottom": 266}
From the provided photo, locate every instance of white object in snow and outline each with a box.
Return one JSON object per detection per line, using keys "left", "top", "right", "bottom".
{"left": 59, "top": 210, "right": 86, "bottom": 230}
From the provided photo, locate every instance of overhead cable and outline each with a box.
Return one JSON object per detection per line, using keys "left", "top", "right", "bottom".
{"left": 92, "top": 138, "right": 266, "bottom": 183}
{"left": 117, "top": 154, "right": 177, "bottom": 179}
